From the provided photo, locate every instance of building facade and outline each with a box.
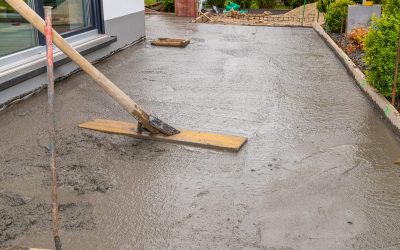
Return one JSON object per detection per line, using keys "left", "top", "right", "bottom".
{"left": 0, "top": 0, "right": 145, "bottom": 108}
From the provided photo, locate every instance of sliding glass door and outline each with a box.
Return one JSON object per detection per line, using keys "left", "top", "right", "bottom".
{"left": 0, "top": 0, "right": 38, "bottom": 57}
{"left": 0, "top": 0, "right": 100, "bottom": 57}
{"left": 43, "top": 0, "right": 92, "bottom": 35}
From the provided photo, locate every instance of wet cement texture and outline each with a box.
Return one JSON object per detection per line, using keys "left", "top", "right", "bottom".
{"left": 1, "top": 16, "right": 400, "bottom": 249}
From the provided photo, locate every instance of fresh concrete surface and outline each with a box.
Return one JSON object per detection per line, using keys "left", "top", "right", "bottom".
{"left": 314, "top": 23, "right": 400, "bottom": 136}
{"left": 1, "top": 16, "right": 400, "bottom": 249}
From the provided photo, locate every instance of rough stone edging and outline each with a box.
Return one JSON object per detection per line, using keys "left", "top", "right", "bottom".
{"left": 313, "top": 23, "right": 400, "bottom": 134}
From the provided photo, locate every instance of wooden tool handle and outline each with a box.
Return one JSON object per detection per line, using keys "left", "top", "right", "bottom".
{"left": 6, "top": 0, "right": 159, "bottom": 134}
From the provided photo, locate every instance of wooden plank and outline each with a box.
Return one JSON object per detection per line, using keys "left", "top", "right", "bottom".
{"left": 194, "top": 12, "right": 212, "bottom": 23}
{"left": 200, "top": 12, "right": 212, "bottom": 21}
{"left": 79, "top": 119, "right": 247, "bottom": 152}
{"left": 151, "top": 38, "right": 190, "bottom": 48}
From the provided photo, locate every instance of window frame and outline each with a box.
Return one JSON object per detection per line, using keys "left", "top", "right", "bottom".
{"left": 0, "top": 0, "right": 104, "bottom": 58}
{"left": 36, "top": 0, "right": 105, "bottom": 45}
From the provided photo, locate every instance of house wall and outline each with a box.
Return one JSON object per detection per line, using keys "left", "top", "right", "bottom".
{"left": 102, "top": 0, "right": 146, "bottom": 50}
{"left": 102, "top": 0, "right": 144, "bottom": 20}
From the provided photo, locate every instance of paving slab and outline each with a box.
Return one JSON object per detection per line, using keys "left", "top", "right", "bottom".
{"left": 0, "top": 16, "right": 400, "bottom": 249}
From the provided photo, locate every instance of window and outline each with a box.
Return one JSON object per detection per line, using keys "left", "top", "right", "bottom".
{"left": 43, "top": 0, "right": 92, "bottom": 35}
{"left": 0, "top": 0, "right": 38, "bottom": 57}
{"left": 0, "top": 0, "right": 103, "bottom": 57}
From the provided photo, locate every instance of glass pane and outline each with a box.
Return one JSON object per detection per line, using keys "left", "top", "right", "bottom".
{"left": 44, "top": 0, "right": 92, "bottom": 34}
{"left": 0, "top": 0, "right": 38, "bottom": 57}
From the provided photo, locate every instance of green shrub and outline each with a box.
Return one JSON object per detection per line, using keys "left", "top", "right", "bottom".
{"left": 317, "top": 0, "right": 331, "bottom": 13}
{"left": 162, "top": 0, "right": 174, "bottom": 12}
{"left": 290, "top": 0, "right": 305, "bottom": 8}
{"left": 207, "top": 0, "right": 226, "bottom": 8}
{"left": 250, "top": 1, "right": 259, "bottom": 9}
{"left": 257, "top": 0, "right": 275, "bottom": 8}
{"left": 235, "top": 0, "right": 253, "bottom": 8}
{"left": 290, "top": 0, "right": 317, "bottom": 9}
{"left": 364, "top": 13, "right": 400, "bottom": 98}
{"left": 325, "top": 0, "right": 355, "bottom": 32}
{"left": 383, "top": 0, "right": 400, "bottom": 15}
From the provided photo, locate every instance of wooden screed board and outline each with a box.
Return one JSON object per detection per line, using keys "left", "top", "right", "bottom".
{"left": 79, "top": 120, "right": 247, "bottom": 152}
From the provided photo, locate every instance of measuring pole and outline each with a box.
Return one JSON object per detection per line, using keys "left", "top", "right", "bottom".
{"left": 301, "top": 0, "right": 307, "bottom": 26}
{"left": 44, "top": 6, "right": 62, "bottom": 250}
{"left": 391, "top": 31, "right": 400, "bottom": 106}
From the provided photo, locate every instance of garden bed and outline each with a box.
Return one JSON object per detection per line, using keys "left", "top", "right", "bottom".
{"left": 328, "top": 32, "right": 368, "bottom": 72}
{"left": 314, "top": 23, "right": 400, "bottom": 134}
{"left": 327, "top": 30, "right": 400, "bottom": 109}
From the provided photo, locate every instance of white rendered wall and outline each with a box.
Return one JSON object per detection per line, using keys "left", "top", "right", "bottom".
{"left": 102, "top": 0, "right": 144, "bottom": 20}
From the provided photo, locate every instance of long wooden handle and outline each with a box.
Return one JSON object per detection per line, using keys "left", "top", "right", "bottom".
{"left": 6, "top": 0, "right": 159, "bottom": 134}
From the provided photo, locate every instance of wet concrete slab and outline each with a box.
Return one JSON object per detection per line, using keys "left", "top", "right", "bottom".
{"left": 1, "top": 15, "right": 400, "bottom": 249}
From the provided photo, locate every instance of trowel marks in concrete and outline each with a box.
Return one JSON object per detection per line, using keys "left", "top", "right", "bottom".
{"left": 0, "top": 192, "right": 94, "bottom": 244}
{"left": 1, "top": 132, "right": 115, "bottom": 194}
{"left": 1, "top": 15, "right": 400, "bottom": 249}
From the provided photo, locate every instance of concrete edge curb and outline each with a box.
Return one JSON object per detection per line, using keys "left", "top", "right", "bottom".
{"left": 312, "top": 23, "right": 400, "bottom": 134}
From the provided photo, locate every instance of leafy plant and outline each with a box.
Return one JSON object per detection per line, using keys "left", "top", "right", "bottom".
{"left": 347, "top": 26, "right": 369, "bottom": 52}
{"left": 325, "top": 0, "right": 355, "bottom": 32}
{"left": 250, "top": 0, "right": 259, "bottom": 9}
{"left": 162, "top": 0, "right": 174, "bottom": 12}
{"left": 364, "top": 13, "right": 400, "bottom": 98}
{"left": 207, "top": 0, "right": 226, "bottom": 8}
{"left": 257, "top": 0, "right": 275, "bottom": 8}
{"left": 290, "top": 0, "right": 305, "bottom": 8}
{"left": 383, "top": 0, "right": 400, "bottom": 15}
{"left": 317, "top": 0, "right": 331, "bottom": 13}
{"left": 290, "top": 0, "right": 317, "bottom": 9}
{"left": 235, "top": 0, "right": 253, "bottom": 8}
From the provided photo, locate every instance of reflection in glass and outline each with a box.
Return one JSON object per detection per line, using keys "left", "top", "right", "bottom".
{"left": 44, "top": 0, "right": 92, "bottom": 34}
{"left": 0, "top": 0, "right": 37, "bottom": 57}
